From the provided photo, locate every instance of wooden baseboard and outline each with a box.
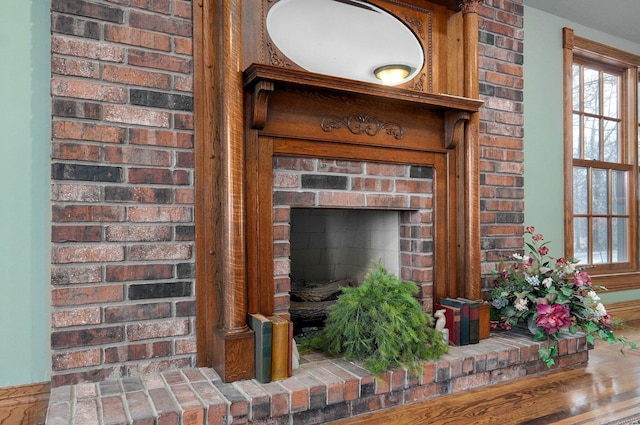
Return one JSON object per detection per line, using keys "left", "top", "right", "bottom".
{"left": 0, "top": 382, "right": 50, "bottom": 425}
{"left": 607, "top": 300, "right": 640, "bottom": 323}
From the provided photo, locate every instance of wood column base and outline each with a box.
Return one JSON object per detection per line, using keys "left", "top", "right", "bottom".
{"left": 212, "top": 326, "right": 255, "bottom": 382}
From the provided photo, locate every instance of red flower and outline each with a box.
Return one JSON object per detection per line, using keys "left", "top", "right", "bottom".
{"left": 525, "top": 226, "right": 535, "bottom": 234}
{"left": 538, "top": 246, "right": 549, "bottom": 255}
{"left": 601, "top": 314, "right": 613, "bottom": 331}
{"left": 536, "top": 303, "right": 571, "bottom": 335}
{"left": 574, "top": 271, "right": 591, "bottom": 287}
{"left": 556, "top": 257, "right": 566, "bottom": 267}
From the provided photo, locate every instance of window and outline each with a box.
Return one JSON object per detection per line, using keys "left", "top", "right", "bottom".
{"left": 564, "top": 28, "right": 640, "bottom": 288}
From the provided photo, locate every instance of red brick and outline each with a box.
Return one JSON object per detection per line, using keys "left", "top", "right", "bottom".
{"left": 175, "top": 337, "right": 196, "bottom": 355}
{"left": 174, "top": 75, "right": 193, "bottom": 92}
{"left": 51, "top": 57, "right": 99, "bottom": 78}
{"left": 53, "top": 349, "right": 101, "bottom": 371}
{"left": 105, "top": 146, "right": 172, "bottom": 166}
{"left": 174, "top": 113, "right": 194, "bottom": 130}
{"left": 175, "top": 188, "right": 195, "bottom": 204}
{"left": 176, "top": 151, "right": 194, "bottom": 168}
{"left": 102, "top": 64, "right": 172, "bottom": 90}
{"left": 125, "top": 390, "right": 156, "bottom": 425}
{"left": 105, "top": 225, "right": 172, "bottom": 242}
{"left": 51, "top": 265, "right": 103, "bottom": 285}
{"left": 52, "top": 225, "right": 102, "bottom": 243}
{"left": 106, "top": 264, "right": 173, "bottom": 282}
{"left": 52, "top": 285, "right": 124, "bottom": 307}
{"left": 73, "top": 398, "right": 99, "bottom": 424}
{"left": 52, "top": 121, "right": 126, "bottom": 144}
{"left": 129, "top": 10, "right": 192, "bottom": 37}
{"left": 52, "top": 184, "right": 102, "bottom": 202}
{"left": 174, "top": 36, "right": 192, "bottom": 55}
{"left": 107, "top": 0, "right": 172, "bottom": 14}
{"left": 148, "top": 388, "right": 180, "bottom": 425}
{"left": 366, "top": 194, "right": 408, "bottom": 208}
{"left": 52, "top": 78, "right": 127, "bottom": 103}
{"left": 190, "top": 382, "right": 228, "bottom": 425}
{"left": 365, "top": 163, "right": 407, "bottom": 176}
{"left": 350, "top": 177, "right": 393, "bottom": 192}
{"left": 317, "top": 192, "right": 364, "bottom": 207}
{"left": 51, "top": 326, "right": 124, "bottom": 350}
{"left": 52, "top": 142, "right": 102, "bottom": 161}
{"left": 52, "top": 35, "right": 125, "bottom": 62}
{"left": 128, "top": 49, "right": 191, "bottom": 73}
{"left": 278, "top": 376, "right": 309, "bottom": 413}
{"left": 129, "top": 128, "right": 194, "bottom": 148}
{"left": 127, "top": 206, "right": 193, "bottom": 222}
{"left": 52, "top": 244, "right": 125, "bottom": 264}
{"left": 101, "top": 395, "right": 129, "bottom": 425}
{"left": 52, "top": 307, "right": 101, "bottom": 328}
{"left": 127, "top": 319, "right": 190, "bottom": 341}
{"left": 127, "top": 244, "right": 192, "bottom": 261}
{"left": 104, "top": 24, "right": 172, "bottom": 51}
{"left": 104, "top": 302, "right": 173, "bottom": 323}
{"left": 104, "top": 105, "right": 171, "bottom": 127}
{"left": 174, "top": 1, "right": 192, "bottom": 19}
{"left": 52, "top": 205, "right": 126, "bottom": 223}
{"left": 128, "top": 168, "right": 190, "bottom": 185}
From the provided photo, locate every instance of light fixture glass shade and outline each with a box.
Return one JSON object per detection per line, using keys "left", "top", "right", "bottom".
{"left": 374, "top": 65, "right": 412, "bottom": 85}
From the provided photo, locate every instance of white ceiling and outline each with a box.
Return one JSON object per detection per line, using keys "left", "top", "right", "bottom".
{"left": 525, "top": 0, "right": 640, "bottom": 44}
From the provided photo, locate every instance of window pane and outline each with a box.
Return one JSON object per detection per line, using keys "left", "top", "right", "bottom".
{"left": 584, "top": 116, "right": 600, "bottom": 160}
{"left": 592, "top": 169, "right": 608, "bottom": 215}
{"left": 612, "top": 170, "right": 627, "bottom": 215}
{"left": 583, "top": 67, "right": 600, "bottom": 114}
{"left": 592, "top": 217, "right": 609, "bottom": 264}
{"left": 573, "top": 114, "right": 582, "bottom": 158}
{"left": 603, "top": 72, "right": 619, "bottom": 118}
{"left": 572, "top": 64, "right": 581, "bottom": 111}
{"left": 603, "top": 120, "right": 619, "bottom": 162}
{"left": 574, "top": 217, "right": 589, "bottom": 264}
{"left": 573, "top": 167, "right": 588, "bottom": 214}
{"left": 612, "top": 217, "right": 628, "bottom": 262}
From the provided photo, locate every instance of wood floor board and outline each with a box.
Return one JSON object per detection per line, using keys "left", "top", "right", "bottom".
{"left": 330, "top": 321, "right": 640, "bottom": 425}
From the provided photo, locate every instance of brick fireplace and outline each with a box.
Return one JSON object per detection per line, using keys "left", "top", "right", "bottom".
{"left": 272, "top": 157, "right": 437, "bottom": 324}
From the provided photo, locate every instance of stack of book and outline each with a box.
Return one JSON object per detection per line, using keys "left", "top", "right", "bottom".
{"left": 247, "top": 313, "right": 294, "bottom": 383}
{"left": 435, "top": 298, "right": 491, "bottom": 346}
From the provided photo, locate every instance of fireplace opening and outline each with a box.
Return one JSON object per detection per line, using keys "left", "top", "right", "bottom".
{"left": 289, "top": 208, "right": 401, "bottom": 335}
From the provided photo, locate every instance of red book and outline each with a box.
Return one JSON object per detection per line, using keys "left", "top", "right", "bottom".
{"left": 435, "top": 303, "right": 461, "bottom": 346}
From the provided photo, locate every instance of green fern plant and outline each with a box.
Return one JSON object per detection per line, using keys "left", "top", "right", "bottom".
{"left": 309, "top": 261, "right": 449, "bottom": 375}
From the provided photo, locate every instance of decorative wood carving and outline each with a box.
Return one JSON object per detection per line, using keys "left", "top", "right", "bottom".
{"left": 444, "top": 110, "right": 471, "bottom": 148}
{"left": 320, "top": 114, "right": 404, "bottom": 140}
{"left": 250, "top": 80, "right": 274, "bottom": 130}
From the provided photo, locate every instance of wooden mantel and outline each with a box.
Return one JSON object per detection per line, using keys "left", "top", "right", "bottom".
{"left": 194, "top": 0, "right": 484, "bottom": 382}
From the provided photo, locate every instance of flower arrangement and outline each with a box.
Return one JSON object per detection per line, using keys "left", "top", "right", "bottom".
{"left": 489, "top": 226, "right": 636, "bottom": 367}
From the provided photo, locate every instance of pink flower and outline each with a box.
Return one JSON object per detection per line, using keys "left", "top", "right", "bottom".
{"left": 601, "top": 314, "right": 613, "bottom": 331}
{"left": 556, "top": 258, "right": 566, "bottom": 267}
{"left": 532, "top": 233, "right": 544, "bottom": 241}
{"left": 526, "top": 226, "right": 535, "bottom": 234}
{"left": 574, "top": 271, "right": 591, "bottom": 287}
{"left": 538, "top": 246, "right": 549, "bottom": 255}
{"left": 536, "top": 303, "right": 571, "bottom": 335}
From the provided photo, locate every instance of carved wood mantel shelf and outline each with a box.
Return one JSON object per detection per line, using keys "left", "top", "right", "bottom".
{"left": 244, "top": 64, "right": 483, "bottom": 150}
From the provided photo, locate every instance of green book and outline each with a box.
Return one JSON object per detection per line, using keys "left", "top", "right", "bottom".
{"left": 248, "top": 313, "right": 272, "bottom": 383}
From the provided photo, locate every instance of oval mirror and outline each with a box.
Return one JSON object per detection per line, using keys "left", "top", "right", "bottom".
{"left": 266, "top": 0, "right": 424, "bottom": 86}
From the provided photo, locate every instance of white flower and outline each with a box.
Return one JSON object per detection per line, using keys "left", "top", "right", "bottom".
{"left": 587, "top": 290, "right": 600, "bottom": 304}
{"left": 542, "top": 277, "right": 553, "bottom": 288}
{"left": 595, "top": 303, "right": 607, "bottom": 316}
{"left": 514, "top": 298, "right": 529, "bottom": 311}
{"left": 512, "top": 253, "right": 523, "bottom": 260}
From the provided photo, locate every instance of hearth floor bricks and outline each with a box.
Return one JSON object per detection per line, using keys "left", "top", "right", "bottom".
{"left": 45, "top": 329, "right": 588, "bottom": 425}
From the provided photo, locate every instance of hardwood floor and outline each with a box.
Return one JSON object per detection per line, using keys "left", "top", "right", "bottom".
{"left": 330, "top": 321, "right": 640, "bottom": 425}
{"left": 0, "top": 382, "right": 49, "bottom": 425}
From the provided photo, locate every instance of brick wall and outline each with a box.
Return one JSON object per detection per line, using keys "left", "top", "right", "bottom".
{"left": 48, "top": 0, "right": 524, "bottom": 385}
{"left": 50, "top": 0, "right": 196, "bottom": 386}
{"left": 477, "top": 0, "right": 525, "bottom": 287}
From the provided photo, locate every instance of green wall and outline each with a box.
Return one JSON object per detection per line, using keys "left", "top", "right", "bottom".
{"left": 523, "top": 6, "right": 640, "bottom": 303}
{"left": 0, "top": 0, "right": 51, "bottom": 386}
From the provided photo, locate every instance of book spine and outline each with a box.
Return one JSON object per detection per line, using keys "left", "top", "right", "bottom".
{"left": 269, "top": 316, "right": 290, "bottom": 381}
{"left": 248, "top": 314, "right": 272, "bottom": 383}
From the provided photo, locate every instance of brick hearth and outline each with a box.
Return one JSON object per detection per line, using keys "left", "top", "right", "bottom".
{"left": 46, "top": 329, "right": 588, "bottom": 424}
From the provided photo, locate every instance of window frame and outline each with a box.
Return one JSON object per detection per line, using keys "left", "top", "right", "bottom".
{"left": 563, "top": 27, "right": 640, "bottom": 291}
